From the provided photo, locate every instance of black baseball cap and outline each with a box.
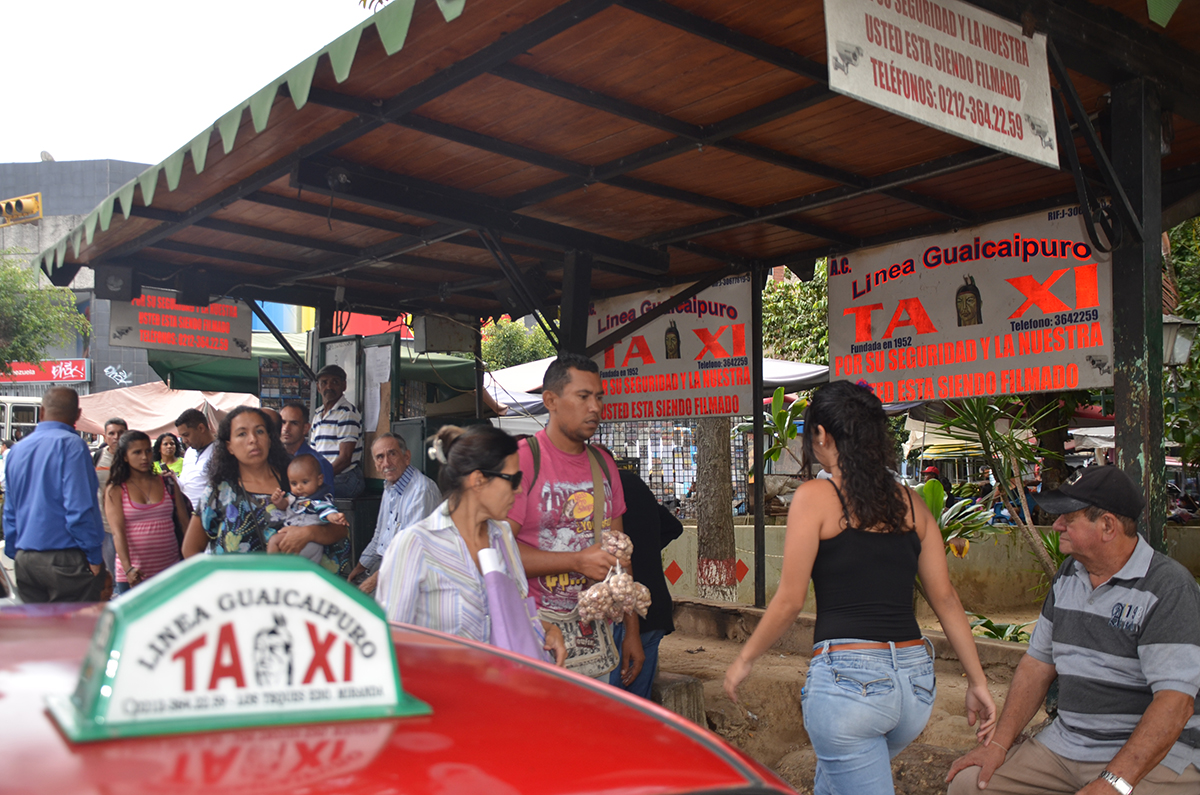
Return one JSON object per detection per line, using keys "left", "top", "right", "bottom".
{"left": 1037, "top": 466, "right": 1145, "bottom": 520}
{"left": 315, "top": 364, "right": 347, "bottom": 380}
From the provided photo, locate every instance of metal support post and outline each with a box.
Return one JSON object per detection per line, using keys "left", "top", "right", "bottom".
{"left": 248, "top": 301, "right": 318, "bottom": 382}
{"left": 751, "top": 264, "right": 766, "bottom": 608}
{"left": 475, "top": 321, "right": 485, "bottom": 420}
{"left": 1111, "top": 78, "right": 1165, "bottom": 547}
{"left": 559, "top": 250, "right": 593, "bottom": 354}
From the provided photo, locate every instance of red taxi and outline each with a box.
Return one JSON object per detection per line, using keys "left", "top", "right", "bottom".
{"left": 0, "top": 558, "right": 792, "bottom": 795}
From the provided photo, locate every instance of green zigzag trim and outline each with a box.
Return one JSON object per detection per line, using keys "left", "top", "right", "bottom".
{"left": 36, "top": 0, "right": 451, "bottom": 278}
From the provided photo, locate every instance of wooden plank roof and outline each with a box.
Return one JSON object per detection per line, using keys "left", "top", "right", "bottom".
{"left": 38, "top": 0, "right": 1200, "bottom": 320}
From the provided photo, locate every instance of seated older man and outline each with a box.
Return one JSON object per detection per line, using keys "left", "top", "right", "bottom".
{"left": 347, "top": 433, "right": 441, "bottom": 594}
{"left": 947, "top": 466, "right": 1200, "bottom": 795}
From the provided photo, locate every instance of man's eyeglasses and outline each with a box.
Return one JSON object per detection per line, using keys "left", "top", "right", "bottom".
{"left": 482, "top": 470, "right": 523, "bottom": 491}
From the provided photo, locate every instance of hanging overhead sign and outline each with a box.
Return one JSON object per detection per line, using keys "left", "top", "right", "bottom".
{"left": 587, "top": 274, "right": 754, "bottom": 421}
{"left": 48, "top": 555, "right": 429, "bottom": 742}
{"left": 109, "top": 288, "right": 253, "bottom": 359}
{"left": 824, "top": 0, "right": 1057, "bottom": 168}
{"left": 0, "top": 359, "right": 90, "bottom": 384}
{"left": 827, "top": 205, "right": 1113, "bottom": 401}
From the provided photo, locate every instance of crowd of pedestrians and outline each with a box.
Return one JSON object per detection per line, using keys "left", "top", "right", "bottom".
{"left": 2, "top": 359, "right": 1197, "bottom": 795}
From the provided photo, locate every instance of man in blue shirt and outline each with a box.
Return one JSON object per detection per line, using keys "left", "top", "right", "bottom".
{"left": 3, "top": 387, "right": 106, "bottom": 602}
{"left": 346, "top": 433, "right": 441, "bottom": 593}
{"left": 280, "top": 402, "right": 335, "bottom": 498}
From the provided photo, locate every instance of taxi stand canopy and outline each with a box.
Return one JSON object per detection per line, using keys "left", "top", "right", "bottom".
{"left": 35, "top": 0, "right": 1200, "bottom": 599}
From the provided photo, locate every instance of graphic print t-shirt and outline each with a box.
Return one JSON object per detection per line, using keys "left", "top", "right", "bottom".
{"left": 508, "top": 430, "right": 626, "bottom": 613}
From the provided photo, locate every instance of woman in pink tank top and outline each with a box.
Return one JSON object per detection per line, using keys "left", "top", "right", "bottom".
{"left": 104, "top": 430, "right": 189, "bottom": 596}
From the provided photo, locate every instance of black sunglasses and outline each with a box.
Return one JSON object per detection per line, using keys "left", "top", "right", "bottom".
{"left": 482, "top": 470, "right": 523, "bottom": 490}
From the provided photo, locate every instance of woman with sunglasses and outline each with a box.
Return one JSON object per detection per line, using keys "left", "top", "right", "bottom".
{"left": 375, "top": 424, "right": 566, "bottom": 664}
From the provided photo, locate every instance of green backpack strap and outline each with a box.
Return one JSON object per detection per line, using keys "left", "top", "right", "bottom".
{"left": 528, "top": 435, "right": 540, "bottom": 486}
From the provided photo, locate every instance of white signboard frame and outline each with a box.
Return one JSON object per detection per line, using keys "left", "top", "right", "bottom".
{"left": 587, "top": 275, "right": 754, "bottom": 422}
{"left": 827, "top": 205, "right": 1113, "bottom": 402}
{"left": 824, "top": 0, "right": 1058, "bottom": 167}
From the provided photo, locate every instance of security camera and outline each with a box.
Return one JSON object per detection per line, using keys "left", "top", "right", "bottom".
{"left": 1024, "top": 114, "right": 1055, "bottom": 149}
{"left": 833, "top": 42, "right": 863, "bottom": 75}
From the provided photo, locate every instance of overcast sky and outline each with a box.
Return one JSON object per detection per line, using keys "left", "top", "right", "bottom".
{"left": 5, "top": 1, "right": 377, "bottom": 166}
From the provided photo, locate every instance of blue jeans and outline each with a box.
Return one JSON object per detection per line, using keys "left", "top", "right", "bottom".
{"left": 113, "top": 580, "right": 131, "bottom": 596}
{"left": 802, "top": 639, "right": 936, "bottom": 795}
{"left": 334, "top": 465, "right": 364, "bottom": 499}
{"left": 608, "top": 625, "right": 664, "bottom": 699}
{"left": 102, "top": 533, "right": 116, "bottom": 581}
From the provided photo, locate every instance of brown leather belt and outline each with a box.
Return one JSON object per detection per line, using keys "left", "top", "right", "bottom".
{"left": 813, "top": 638, "right": 926, "bottom": 656}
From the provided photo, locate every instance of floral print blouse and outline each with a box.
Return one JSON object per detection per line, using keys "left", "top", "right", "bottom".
{"left": 199, "top": 480, "right": 351, "bottom": 576}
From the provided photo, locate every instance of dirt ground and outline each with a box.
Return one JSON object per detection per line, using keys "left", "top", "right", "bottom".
{"left": 658, "top": 622, "right": 1045, "bottom": 794}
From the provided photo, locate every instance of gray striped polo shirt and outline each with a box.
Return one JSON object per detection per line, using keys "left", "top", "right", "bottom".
{"left": 1027, "top": 536, "right": 1200, "bottom": 773}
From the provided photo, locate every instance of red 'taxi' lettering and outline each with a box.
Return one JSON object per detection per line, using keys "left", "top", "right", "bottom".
{"left": 207, "top": 623, "right": 246, "bottom": 690}
{"left": 303, "top": 622, "right": 339, "bottom": 685}
{"left": 172, "top": 634, "right": 208, "bottom": 692}
{"left": 1006, "top": 269, "right": 1070, "bottom": 318}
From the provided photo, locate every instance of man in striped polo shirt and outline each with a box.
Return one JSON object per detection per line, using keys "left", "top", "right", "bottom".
{"left": 309, "top": 365, "right": 365, "bottom": 498}
{"left": 948, "top": 466, "right": 1200, "bottom": 795}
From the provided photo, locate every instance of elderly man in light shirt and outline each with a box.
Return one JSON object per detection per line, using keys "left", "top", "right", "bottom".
{"left": 347, "top": 433, "right": 441, "bottom": 594}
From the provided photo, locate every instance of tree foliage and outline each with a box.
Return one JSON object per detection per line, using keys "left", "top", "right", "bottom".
{"left": 759, "top": 264, "right": 829, "bottom": 364}
{"left": 480, "top": 316, "right": 556, "bottom": 371}
{"left": 1166, "top": 218, "right": 1200, "bottom": 474}
{"left": 0, "top": 254, "right": 90, "bottom": 375}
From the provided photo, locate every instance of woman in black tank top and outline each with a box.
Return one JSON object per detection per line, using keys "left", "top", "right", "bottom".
{"left": 725, "top": 381, "right": 996, "bottom": 795}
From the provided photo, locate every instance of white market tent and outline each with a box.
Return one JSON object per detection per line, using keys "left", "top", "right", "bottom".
{"left": 1069, "top": 425, "right": 1115, "bottom": 450}
{"left": 77, "top": 382, "right": 259, "bottom": 440}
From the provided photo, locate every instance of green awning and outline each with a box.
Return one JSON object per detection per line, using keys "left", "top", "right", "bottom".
{"left": 149, "top": 332, "right": 308, "bottom": 394}
{"left": 150, "top": 335, "right": 477, "bottom": 395}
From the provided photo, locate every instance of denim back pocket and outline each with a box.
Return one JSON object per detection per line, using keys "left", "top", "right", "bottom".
{"left": 908, "top": 664, "right": 936, "bottom": 705}
{"left": 832, "top": 667, "right": 895, "bottom": 697}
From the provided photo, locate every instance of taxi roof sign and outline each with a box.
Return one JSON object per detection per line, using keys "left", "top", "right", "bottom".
{"left": 47, "top": 555, "right": 430, "bottom": 742}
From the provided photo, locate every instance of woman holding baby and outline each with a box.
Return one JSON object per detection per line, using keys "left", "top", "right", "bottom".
{"left": 181, "top": 405, "right": 350, "bottom": 575}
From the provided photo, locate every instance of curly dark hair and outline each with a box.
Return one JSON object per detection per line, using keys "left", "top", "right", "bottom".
{"left": 153, "top": 432, "right": 181, "bottom": 463}
{"left": 207, "top": 406, "right": 291, "bottom": 493}
{"left": 108, "top": 430, "right": 152, "bottom": 492}
{"left": 800, "top": 381, "right": 910, "bottom": 533}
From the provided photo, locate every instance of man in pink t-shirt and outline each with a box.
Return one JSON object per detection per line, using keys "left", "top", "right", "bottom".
{"left": 508, "top": 354, "right": 644, "bottom": 683}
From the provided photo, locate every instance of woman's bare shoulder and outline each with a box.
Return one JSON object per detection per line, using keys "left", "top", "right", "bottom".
{"left": 789, "top": 478, "right": 845, "bottom": 526}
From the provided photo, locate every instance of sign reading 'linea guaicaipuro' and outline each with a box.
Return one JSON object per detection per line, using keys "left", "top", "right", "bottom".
{"left": 824, "top": 0, "right": 1057, "bottom": 168}
{"left": 587, "top": 274, "right": 754, "bottom": 421}
{"left": 109, "top": 288, "right": 252, "bottom": 359}
{"left": 47, "top": 556, "right": 429, "bottom": 742}
{"left": 826, "top": 205, "right": 1113, "bottom": 402}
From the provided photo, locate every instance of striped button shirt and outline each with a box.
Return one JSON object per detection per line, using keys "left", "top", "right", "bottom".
{"left": 358, "top": 465, "right": 442, "bottom": 573}
{"left": 309, "top": 395, "right": 363, "bottom": 468}
{"left": 375, "top": 500, "right": 531, "bottom": 643}
{"left": 1027, "top": 536, "right": 1200, "bottom": 773}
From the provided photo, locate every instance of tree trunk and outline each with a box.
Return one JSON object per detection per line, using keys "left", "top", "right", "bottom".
{"left": 1026, "top": 393, "right": 1069, "bottom": 492}
{"left": 695, "top": 417, "right": 737, "bottom": 602}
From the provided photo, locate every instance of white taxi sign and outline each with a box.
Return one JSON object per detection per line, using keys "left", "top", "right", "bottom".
{"left": 48, "top": 556, "right": 430, "bottom": 742}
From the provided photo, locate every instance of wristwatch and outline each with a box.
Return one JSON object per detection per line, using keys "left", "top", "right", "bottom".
{"left": 1098, "top": 770, "right": 1132, "bottom": 795}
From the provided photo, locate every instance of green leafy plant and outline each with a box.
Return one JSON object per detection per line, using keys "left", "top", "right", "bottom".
{"left": 760, "top": 266, "right": 828, "bottom": 364}
{"left": 1029, "top": 526, "right": 1068, "bottom": 597}
{"left": 734, "top": 386, "right": 806, "bottom": 475}
{"left": 968, "top": 611, "right": 1036, "bottom": 643}
{"left": 480, "top": 316, "right": 556, "bottom": 371}
{"left": 0, "top": 253, "right": 90, "bottom": 374}
{"left": 936, "top": 397, "right": 1064, "bottom": 581}
{"left": 914, "top": 479, "right": 1003, "bottom": 558}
